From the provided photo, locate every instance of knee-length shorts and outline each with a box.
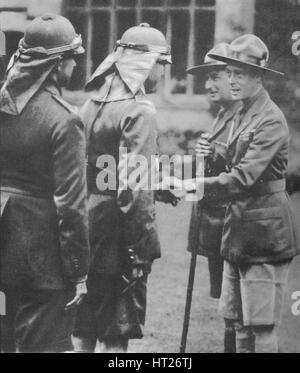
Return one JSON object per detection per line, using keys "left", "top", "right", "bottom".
{"left": 219, "top": 259, "right": 291, "bottom": 326}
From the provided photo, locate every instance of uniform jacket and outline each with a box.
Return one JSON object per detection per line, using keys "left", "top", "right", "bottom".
{"left": 0, "top": 81, "right": 90, "bottom": 290}
{"left": 81, "top": 96, "right": 161, "bottom": 275}
{"left": 203, "top": 88, "right": 299, "bottom": 264}
{"left": 188, "top": 102, "right": 241, "bottom": 257}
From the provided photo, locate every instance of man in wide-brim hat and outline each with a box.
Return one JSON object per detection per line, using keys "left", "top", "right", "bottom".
{"left": 186, "top": 42, "right": 241, "bottom": 353}
{"left": 184, "top": 34, "right": 299, "bottom": 353}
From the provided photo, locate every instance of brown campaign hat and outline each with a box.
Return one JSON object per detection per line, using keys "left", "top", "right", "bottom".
{"left": 208, "top": 34, "right": 284, "bottom": 76}
{"left": 186, "top": 43, "right": 230, "bottom": 75}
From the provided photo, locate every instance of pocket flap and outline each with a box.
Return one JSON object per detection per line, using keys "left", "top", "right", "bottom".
{"left": 243, "top": 206, "right": 282, "bottom": 221}
{"left": 213, "top": 141, "right": 227, "bottom": 159}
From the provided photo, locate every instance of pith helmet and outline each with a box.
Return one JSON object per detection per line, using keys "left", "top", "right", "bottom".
{"left": 209, "top": 34, "right": 283, "bottom": 75}
{"left": 116, "top": 23, "right": 171, "bottom": 63}
{"left": 186, "top": 43, "right": 230, "bottom": 75}
{"left": 21, "top": 14, "right": 84, "bottom": 56}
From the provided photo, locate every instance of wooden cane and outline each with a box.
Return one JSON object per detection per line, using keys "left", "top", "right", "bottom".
{"left": 179, "top": 245, "right": 198, "bottom": 353}
{"left": 179, "top": 140, "right": 206, "bottom": 353}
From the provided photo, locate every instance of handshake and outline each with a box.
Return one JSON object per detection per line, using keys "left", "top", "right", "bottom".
{"left": 156, "top": 176, "right": 204, "bottom": 203}
{"left": 158, "top": 176, "right": 197, "bottom": 194}
{"left": 195, "top": 132, "right": 214, "bottom": 158}
{"left": 154, "top": 132, "right": 210, "bottom": 205}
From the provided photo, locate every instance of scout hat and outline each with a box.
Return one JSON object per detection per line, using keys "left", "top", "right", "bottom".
{"left": 186, "top": 43, "right": 229, "bottom": 75}
{"left": 208, "top": 34, "right": 284, "bottom": 76}
{"left": 116, "top": 23, "right": 172, "bottom": 64}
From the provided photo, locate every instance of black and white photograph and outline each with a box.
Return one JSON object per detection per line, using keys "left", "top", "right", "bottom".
{"left": 0, "top": 0, "right": 300, "bottom": 356}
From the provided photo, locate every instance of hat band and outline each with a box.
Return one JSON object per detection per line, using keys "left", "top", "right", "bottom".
{"left": 20, "top": 34, "right": 83, "bottom": 56}
{"left": 116, "top": 40, "right": 171, "bottom": 55}
{"left": 231, "top": 51, "right": 268, "bottom": 67}
{"left": 204, "top": 60, "right": 226, "bottom": 66}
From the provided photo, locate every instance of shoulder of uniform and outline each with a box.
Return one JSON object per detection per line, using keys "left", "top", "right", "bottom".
{"left": 261, "top": 100, "right": 286, "bottom": 125}
{"left": 51, "top": 95, "right": 84, "bottom": 130}
{"left": 51, "top": 94, "right": 79, "bottom": 115}
{"left": 134, "top": 97, "right": 157, "bottom": 115}
{"left": 118, "top": 98, "right": 156, "bottom": 123}
{"left": 119, "top": 101, "right": 158, "bottom": 135}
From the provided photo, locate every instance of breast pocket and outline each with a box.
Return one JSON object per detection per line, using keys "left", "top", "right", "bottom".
{"left": 236, "top": 130, "right": 255, "bottom": 158}
{"left": 235, "top": 137, "right": 251, "bottom": 159}
{"left": 242, "top": 206, "right": 289, "bottom": 257}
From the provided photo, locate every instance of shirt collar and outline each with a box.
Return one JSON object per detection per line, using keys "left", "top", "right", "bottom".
{"left": 223, "top": 100, "right": 242, "bottom": 119}
{"left": 241, "top": 86, "right": 265, "bottom": 114}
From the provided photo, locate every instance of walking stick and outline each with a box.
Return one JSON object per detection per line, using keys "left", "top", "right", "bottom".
{"left": 179, "top": 146, "right": 206, "bottom": 353}
{"left": 179, "top": 244, "right": 198, "bottom": 353}
{"left": 179, "top": 133, "right": 209, "bottom": 353}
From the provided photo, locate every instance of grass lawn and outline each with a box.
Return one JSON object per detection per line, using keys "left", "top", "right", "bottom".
{"left": 129, "top": 194, "right": 300, "bottom": 353}
{"left": 130, "top": 200, "right": 223, "bottom": 353}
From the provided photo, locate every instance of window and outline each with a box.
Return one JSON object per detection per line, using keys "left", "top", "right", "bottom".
{"left": 64, "top": 0, "right": 216, "bottom": 94}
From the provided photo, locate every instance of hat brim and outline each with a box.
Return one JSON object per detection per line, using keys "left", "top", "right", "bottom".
{"left": 186, "top": 62, "right": 226, "bottom": 75}
{"left": 208, "top": 53, "right": 284, "bottom": 76}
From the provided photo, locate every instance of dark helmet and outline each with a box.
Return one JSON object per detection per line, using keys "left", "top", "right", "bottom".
{"left": 21, "top": 14, "right": 84, "bottom": 56}
{"left": 116, "top": 23, "right": 171, "bottom": 63}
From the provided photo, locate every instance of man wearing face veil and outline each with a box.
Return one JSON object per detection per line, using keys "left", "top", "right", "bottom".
{"left": 73, "top": 23, "right": 172, "bottom": 352}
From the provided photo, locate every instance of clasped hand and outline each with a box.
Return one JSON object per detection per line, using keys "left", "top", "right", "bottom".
{"left": 195, "top": 132, "right": 213, "bottom": 158}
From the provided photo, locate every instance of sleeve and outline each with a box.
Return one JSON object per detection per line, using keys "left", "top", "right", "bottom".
{"left": 50, "top": 114, "right": 90, "bottom": 283}
{"left": 203, "top": 117, "right": 288, "bottom": 198}
{"left": 117, "top": 104, "right": 159, "bottom": 266}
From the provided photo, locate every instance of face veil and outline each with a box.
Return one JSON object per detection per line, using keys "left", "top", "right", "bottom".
{"left": 85, "top": 45, "right": 169, "bottom": 102}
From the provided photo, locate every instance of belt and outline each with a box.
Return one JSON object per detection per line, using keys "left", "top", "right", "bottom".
{"left": 249, "top": 179, "right": 286, "bottom": 196}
